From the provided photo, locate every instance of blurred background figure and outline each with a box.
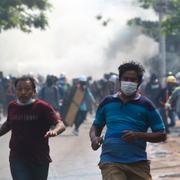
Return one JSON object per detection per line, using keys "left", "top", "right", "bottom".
{"left": 157, "top": 74, "right": 177, "bottom": 133}
{"left": 3, "top": 76, "right": 16, "bottom": 116}
{"left": 166, "top": 83, "right": 180, "bottom": 124}
{"left": 144, "top": 73, "right": 162, "bottom": 107}
{"left": 108, "top": 74, "right": 119, "bottom": 95}
{"left": 56, "top": 73, "right": 71, "bottom": 119}
{"left": 38, "top": 75, "right": 60, "bottom": 116}
{"left": 175, "top": 72, "right": 180, "bottom": 85}
{"left": 72, "top": 75, "right": 96, "bottom": 136}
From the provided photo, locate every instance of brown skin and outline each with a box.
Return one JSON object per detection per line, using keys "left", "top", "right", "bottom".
{"left": 44, "top": 111, "right": 65, "bottom": 138}
{"left": 89, "top": 126, "right": 104, "bottom": 150}
{"left": 0, "top": 79, "right": 65, "bottom": 138}
{"left": 15, "top": 79, "right": 36, "bottom": 103}
{"left": 89, "top": 70, "right": 167, "bottom": 151}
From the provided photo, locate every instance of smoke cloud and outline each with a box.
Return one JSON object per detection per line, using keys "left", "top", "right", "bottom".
{"left": 0, "top": 0, "right": 158, "bottom": 80}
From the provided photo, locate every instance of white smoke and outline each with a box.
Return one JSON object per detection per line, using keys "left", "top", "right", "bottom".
{"left": 0, "top": 0, "right": 158, "bottom": 80}
{"left": 104, "top": 27, "right": 158, "bottom": 71}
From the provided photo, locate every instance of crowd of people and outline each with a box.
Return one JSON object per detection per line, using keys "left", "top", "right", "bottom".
{"left": 0, "top": 71, "right": 119, "bottom": 129}
{"left": 142, "top": 72, "right": 180, "bottom": 133}
{"left": 0, "top": 61, "right": 180, "bottom": 180}
{"left": 0, "top": 68, "right": 180, "bottom": 134}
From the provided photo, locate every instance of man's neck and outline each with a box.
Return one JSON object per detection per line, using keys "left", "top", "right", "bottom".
{"left": 118, "top": 91, "right": 139, "bottom": 103}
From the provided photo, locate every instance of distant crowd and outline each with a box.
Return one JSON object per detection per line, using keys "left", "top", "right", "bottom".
{"left": 0, "top": 62, "right": 169, "bottom": 180}
{"left": 0, "top": 70, "right": 180, "bottom": 134}
{"left": 0, "top": 71, "right": 119, "bottom": 121}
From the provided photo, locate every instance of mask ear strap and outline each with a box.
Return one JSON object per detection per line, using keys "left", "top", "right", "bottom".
{"left": 137, "top": 79, "right": 142, "bottom": 88}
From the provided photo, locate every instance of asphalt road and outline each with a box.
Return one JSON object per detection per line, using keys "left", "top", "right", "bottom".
{"left": 0, "top": 117, "right": 101, "bottom": 180}
{"left": 0, "top": 116, "right": 180, "bottom": 180}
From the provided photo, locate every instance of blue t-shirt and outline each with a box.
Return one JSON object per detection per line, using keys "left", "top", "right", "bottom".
{"left": 93, "top": 93, "right": 165, "bottom": 164}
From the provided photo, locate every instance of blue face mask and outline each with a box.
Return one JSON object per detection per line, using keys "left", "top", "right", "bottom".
{"left": 120, "top": 81, "right": 138, "bottom": 96}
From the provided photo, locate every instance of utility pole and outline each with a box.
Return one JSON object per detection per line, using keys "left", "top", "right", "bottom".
{"left": 154, "top": 0, "right": 167, "bottom": 87}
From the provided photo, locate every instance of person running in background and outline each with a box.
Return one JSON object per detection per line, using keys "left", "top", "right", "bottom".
{"left": 0, "top": 75, "right": 65, "bottom": 180}
{"left": 38, "top": 75, "right": 60, "bottom": 110}
{"left": 38, "top": 75, "right": 61, "bottom": 119}
{"left": 56, "top": 73, "right": 71, "bottom": 119}
{"left": 166, "top": 85, "right": 180, "bottom": 123}
{"left": 89, "top": 61, "right": 166, "bottom": 180}
{"left": 144, "top": 73, "right": 161, "bottom": 107}
{"left": 72, "top": 76, "right": 96, "bottom": 135}
{"left": 157, "top": 75, "right": 177, "bottom": 131}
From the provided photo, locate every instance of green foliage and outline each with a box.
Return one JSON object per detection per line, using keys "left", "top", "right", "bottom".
{"left": 128, "top": 18, "right": 160, "bottom": 41}
{"left": 135, "top": 0, "right": 180, "bottom": 35}
{"left": 161, "top": 0, "right": 180, "bottom": 35}
{"left": 130, "top": 0, "right": 180, "bottom": 74}
{"left": 0, "top": 0, "right": 51, "bottom": 33}
{"left": 137, "top": 0, "right": 154, "bottom": 9}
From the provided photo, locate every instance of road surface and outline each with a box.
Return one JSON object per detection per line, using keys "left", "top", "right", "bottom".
{"left": 0, "top": 116, "right": 180, "bottom": 180}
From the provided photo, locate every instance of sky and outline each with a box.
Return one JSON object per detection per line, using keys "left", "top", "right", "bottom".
{"left": 0, "top": 0, "right": 159, "bottom": 80}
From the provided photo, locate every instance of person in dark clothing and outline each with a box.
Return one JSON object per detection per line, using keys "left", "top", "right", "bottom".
{"left": 72, "top": 76, "right": 96, "bottom": 135}
{"left": 157, "top": 75, "right": 177, "bottom": 132}
{"left": 0, "top": 75, "right": 65, "bottom": 180}
{"left": 38, "top": 76, "right": 60, "bottom": 111}
{"left": 144, "top": 73, "right": 161, "bottom": 107}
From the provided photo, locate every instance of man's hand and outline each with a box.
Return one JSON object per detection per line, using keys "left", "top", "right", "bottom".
{"left": 91, "top": 136, "right": 104, "bottom": 150}
{"left": 44, "top": 120, "right": 65, "bottom": 138}
{"left": 44, "top": 130, "right": 58, "bottom": 138}
{"left": 122, "top": 130, "right": 138, "bottom": 143}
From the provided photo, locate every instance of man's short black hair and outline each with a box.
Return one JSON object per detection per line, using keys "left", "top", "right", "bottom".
{"left": 15, "top": 75, "right": 36, "bottom": 92}
{"left": 118, "top": 61, "right": 145, "bottom": 82}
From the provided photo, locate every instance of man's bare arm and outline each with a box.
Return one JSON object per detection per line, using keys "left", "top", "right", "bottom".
{"left": 89, "top": 125, "right": 104, "bottom": 150}
{"left": 122, "top": 131, "right": 167, "bottom": 143}
{"left": 44, "top": 120, "right": 66, "bottom": 138}
{"left": 0, "top": 121, "right": 11, "bottom": 137}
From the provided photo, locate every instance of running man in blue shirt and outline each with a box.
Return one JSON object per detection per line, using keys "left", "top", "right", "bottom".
{"left": 89, "top": 61, "right": 167, "bottom": 180}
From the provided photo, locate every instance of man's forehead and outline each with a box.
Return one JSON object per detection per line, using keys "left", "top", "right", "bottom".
{"left": 122, "top": 70, "right": 138, "bottom": 76}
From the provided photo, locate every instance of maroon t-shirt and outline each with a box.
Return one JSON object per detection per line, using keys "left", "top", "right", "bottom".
{"left": 7, "top": 99, "right": 58, "bottom": 164}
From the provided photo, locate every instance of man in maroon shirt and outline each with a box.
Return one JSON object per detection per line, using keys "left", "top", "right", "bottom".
{"left": 0, "top": 75, "right": 65, "bottom": 180}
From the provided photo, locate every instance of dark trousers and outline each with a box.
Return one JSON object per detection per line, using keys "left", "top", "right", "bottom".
{"left": 74, "top": 110, "right": 87, "bottom": 130}
{"left": 10, "top": 159, "right": 49, "bottom": 180}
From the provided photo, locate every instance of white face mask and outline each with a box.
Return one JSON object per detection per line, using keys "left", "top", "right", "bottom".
{"left": 17, "top": 98, "right": 36, "bottom": 106}
{"left": 120, "top": 81, "right": 138, "bottom": 96}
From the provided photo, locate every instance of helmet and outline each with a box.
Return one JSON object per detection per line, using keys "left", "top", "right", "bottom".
{"left": 79, "top": 75, "right": 87, "bottom": 82}
{"left": 166, "top": 75, "right": 177, "bottom": 84}
{"left": 175, "top": 72, "right": 180, "bottom": 79}
{"left": 59, "top": 72, "right": 66, "bottom": 79}
{"left": 109, "top": 74, "right": 118, "bottom": 83}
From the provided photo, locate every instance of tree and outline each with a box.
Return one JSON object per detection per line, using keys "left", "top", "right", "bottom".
{"left": 128, "top": 18, "right": 159, "bottom": 41}
{"left": 128, "top": 0, "right": 180, "bottom": 75}
{"left": 161, "top": 0, "right": 180, "bottom": 35}
{"left": 0, "top": 0, "right": 51, "bottom": 33}
{"left": 135, "top": 0, "right": 180, "bottom": 35}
